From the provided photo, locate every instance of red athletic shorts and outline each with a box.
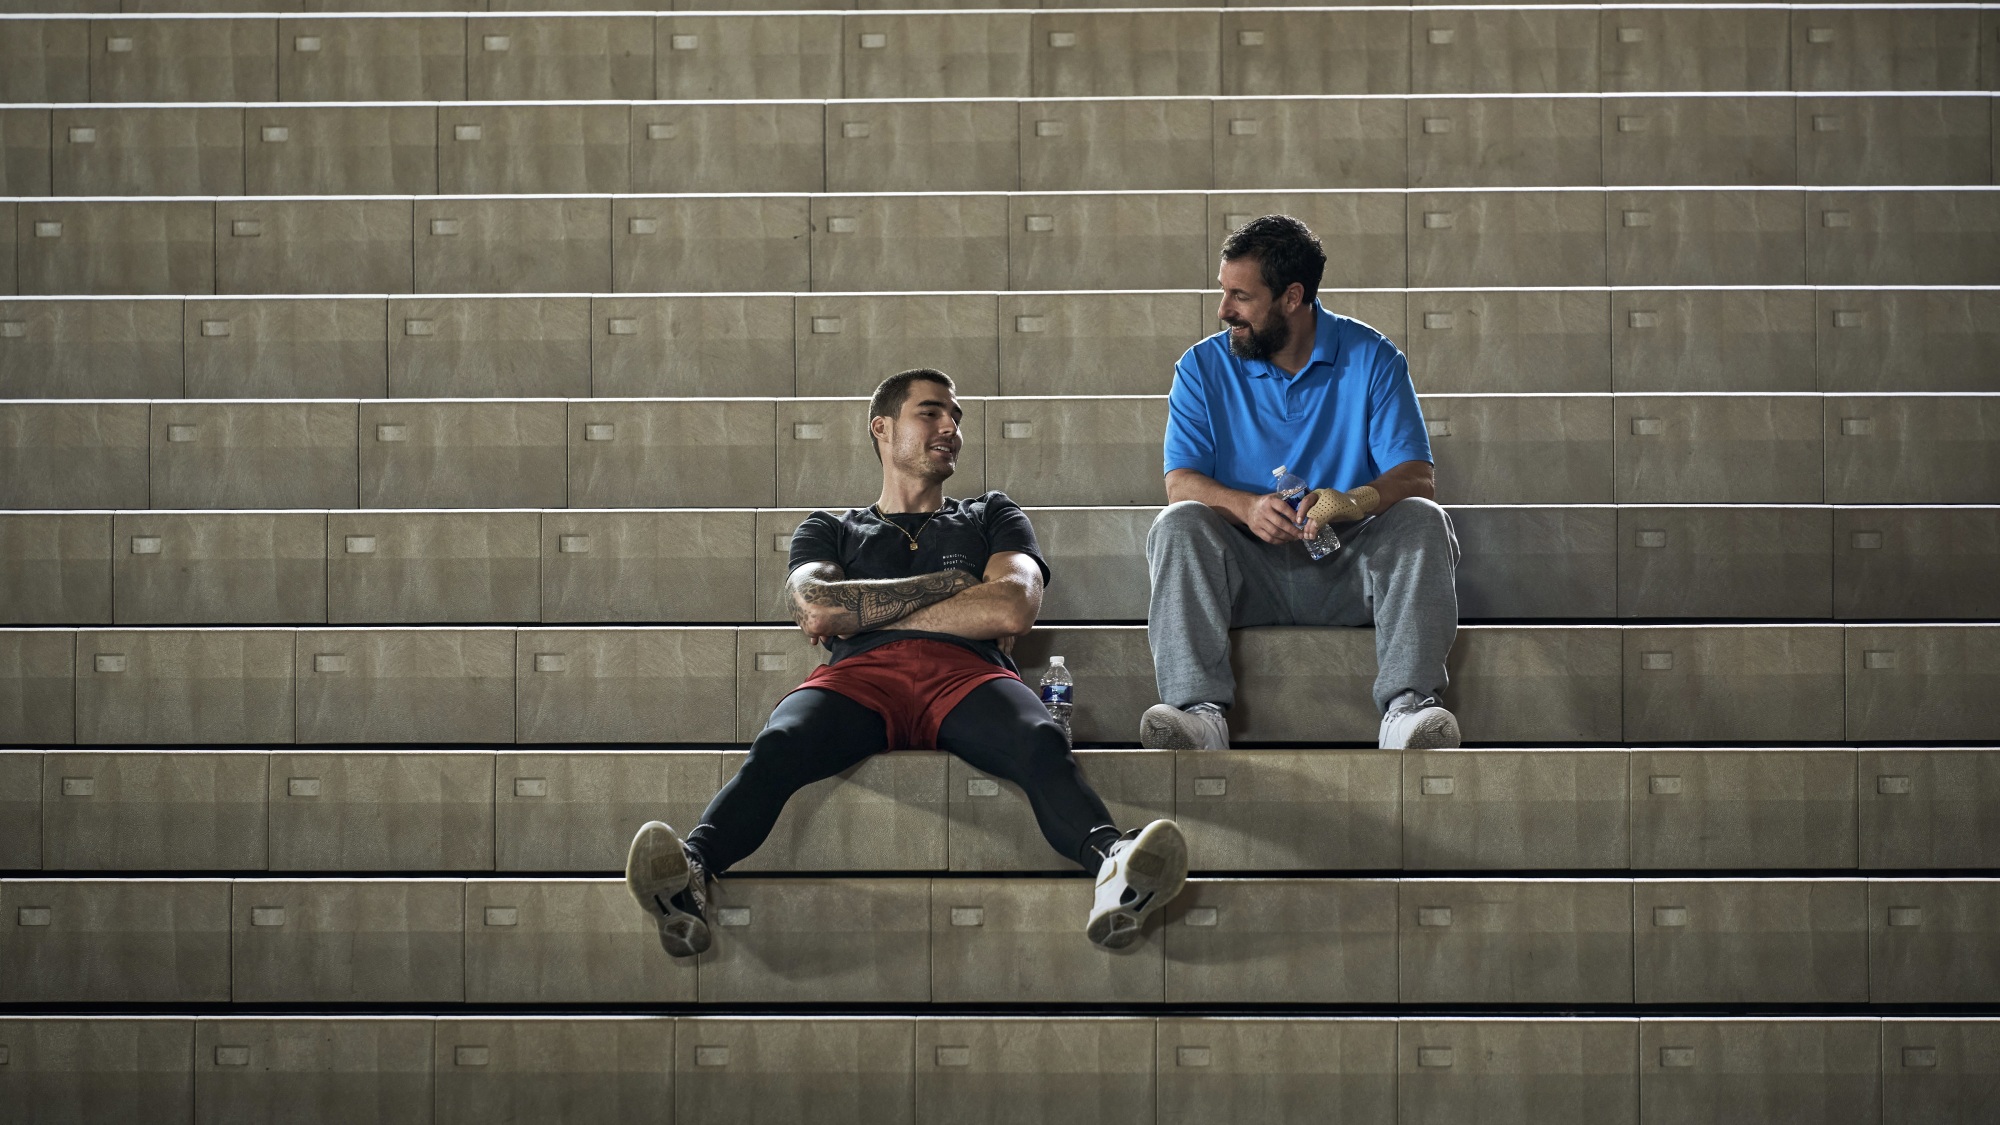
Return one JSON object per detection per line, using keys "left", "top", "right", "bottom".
{"left": 792, "top": 638, "right": 1020, "bottom": 751}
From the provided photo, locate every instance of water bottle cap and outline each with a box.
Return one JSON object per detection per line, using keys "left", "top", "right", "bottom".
{"left": 1272, "top": 465, "right": 1287, "bottom": 477}
{"left": 1048, "top": 655, "right": 1065, "bottom": 666}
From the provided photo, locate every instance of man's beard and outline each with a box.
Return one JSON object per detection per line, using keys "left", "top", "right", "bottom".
{"left": 1224, "top": 310, "right": 1290, "bottom": 360}
{"left": 899, "top": 445, "right": 956, "bottom": 485}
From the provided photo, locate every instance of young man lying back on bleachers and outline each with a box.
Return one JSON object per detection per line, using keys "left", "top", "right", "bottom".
{"left": 1141, "top": 215, "right": 1465, "bottom": 752}
{"left": 626, "top": 367, "right": 1189, "bottom": 958}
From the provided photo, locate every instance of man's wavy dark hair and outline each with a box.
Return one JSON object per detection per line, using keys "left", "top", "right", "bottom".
{"left": 1220, "top": 214, "right": 1327, "bottom": 303}
{"left": 867, "top": 367, "right": 955, "bottom": 462}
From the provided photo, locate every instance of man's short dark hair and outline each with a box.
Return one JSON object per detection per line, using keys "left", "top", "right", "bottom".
{"left": 1220, "top": 214, "right": 1326, "bottom": 303}
{"left": 867, "top": 367, "right": 955, "bottom": 461}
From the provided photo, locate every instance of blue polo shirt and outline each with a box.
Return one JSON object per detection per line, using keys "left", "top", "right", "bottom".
{"left": 1163, "top": 302, "right": 1432, "bottom": 496}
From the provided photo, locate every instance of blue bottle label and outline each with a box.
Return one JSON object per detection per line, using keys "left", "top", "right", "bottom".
{"left": 1040, "top": 683, "right": 1073, "bottom": 706}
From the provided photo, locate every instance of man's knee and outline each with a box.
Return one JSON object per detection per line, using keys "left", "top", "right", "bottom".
{"left": 1018, "top": 716, "right": 1078, "bottom": 775}
{"left": 742, "top": 721, "right": 811, "bottom": 776}
{"left": 1380, "top": 494, "right": 1445, "bottom": 522}
{"left": 1148, "top": 499, "right": 1230, "bottom": 558}
{"left": 1374, "top": 496, "right": 1458, "bottom": 559}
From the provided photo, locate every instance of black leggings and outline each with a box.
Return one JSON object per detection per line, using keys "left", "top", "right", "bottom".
{"left": 685, "top": 678, "right": 1120, "bottom": 874}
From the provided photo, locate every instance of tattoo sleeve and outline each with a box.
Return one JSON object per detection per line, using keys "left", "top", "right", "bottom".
{"left": 790, "top": 565, "right": 980, "bottom": 634}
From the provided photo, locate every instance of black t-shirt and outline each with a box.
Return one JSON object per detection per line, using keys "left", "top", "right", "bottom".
{"left": 788, "top": 490, "right": 1051, "bottom": 671}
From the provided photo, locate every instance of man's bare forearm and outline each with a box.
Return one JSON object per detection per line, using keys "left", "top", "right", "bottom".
{"left": 1360, "top": 460, "right": 1436, "bottom": 508}
{"left": 789, "top": 564, "right": 980, "bottom": 635}
{"left": 1164, "top": 468, "right": 1258, "bottom": 525}
{"left": 895, "top": 572, "right": 1039, "bottom": 639}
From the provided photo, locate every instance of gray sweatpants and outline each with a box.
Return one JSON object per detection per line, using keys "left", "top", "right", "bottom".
{"left": 1145, "top": 497, "right": 1461, "bottom": 714}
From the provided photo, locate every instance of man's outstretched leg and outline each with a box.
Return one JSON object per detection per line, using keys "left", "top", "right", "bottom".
{"left": 626, "top": 688, "right": 884, "bottom": 957}
{"left": 937, "top": 678, "right": 1190, "bottom": 949}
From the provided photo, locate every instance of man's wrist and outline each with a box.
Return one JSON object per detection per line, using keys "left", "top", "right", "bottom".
{"left": 1229, "top": 488, "right": 1261, "bottom": 525}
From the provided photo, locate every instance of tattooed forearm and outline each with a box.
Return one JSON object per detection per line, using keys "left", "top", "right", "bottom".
{"left": 827, "top": 569, "right": 980, "bottom": 631}
{"left": 791, "top": 566, "right": 980, "bottom": 634}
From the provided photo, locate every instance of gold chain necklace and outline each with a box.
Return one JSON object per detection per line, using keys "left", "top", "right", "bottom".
{"left": 872, "top": 504, "right": 945, "bottom": 552}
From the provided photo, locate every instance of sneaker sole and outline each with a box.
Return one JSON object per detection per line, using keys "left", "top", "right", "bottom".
{"left": 1140, "top": 706, "right": 1220, "bottom": 751}
{"left": 625, "top": 820, "right": 710, "bottom": 958}
{"left": 1087, "top": 820, "right": 1190, "bottom": 951}
{"left": 1402, "top": 710, "right": 1462, "bottom": 750}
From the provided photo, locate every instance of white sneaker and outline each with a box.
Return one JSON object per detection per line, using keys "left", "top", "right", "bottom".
{"left": 625, "top": 820, "right": 713, "bottom": 958}
{"left": 1379, "top": 694, "right": 1462, "bottom": 750}
{"left": 1139, "top": 703, "right": 1230, "bottom": 750}
{"left": 1087, "top": 819, "right": 1189, "bottom": 951}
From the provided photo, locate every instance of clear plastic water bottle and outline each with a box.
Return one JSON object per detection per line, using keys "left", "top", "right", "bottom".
{"left": 1038, "top": 656, "right": 1074, "bottom": 744}
{"left": 1271, "top": 465, "right": 1342, "bottom": 561}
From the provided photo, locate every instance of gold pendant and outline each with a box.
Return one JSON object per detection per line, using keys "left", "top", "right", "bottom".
{"left": 908, "top": 542, "right": 918, "bottom": 551}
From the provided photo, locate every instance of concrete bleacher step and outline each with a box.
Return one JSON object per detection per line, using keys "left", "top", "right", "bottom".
{"left": 2, "top": 623, "right": 1998, "bottom": 744}
{"left": 2, "top": 7, "right": 1991, "bottom": 102}
{"left": 4, "top": 504, "right": 1999, "bottom": 626}
{"left": 0, "top": 93, "right": 1993, "bottom": 197}
{"left": 2, "top": 3, "right": 1993, "bottom": 1120}
{"left": 3, "top": 1015, "right": 1993, "bottom": 1125}
{"left": 3, "top": 189, "right": 1997, "bottom": 295}
{"left": 4, "top": 288, "right": 1996, "bottom": 399}
{"left": 3, "top": 874, "right": 1998, "bottom": 1004}
{"left": 1, "top": 393, "right": 1996, "bottom": 510}
{"left": 5, "top": 747, "right": 1999, "bottom": 874}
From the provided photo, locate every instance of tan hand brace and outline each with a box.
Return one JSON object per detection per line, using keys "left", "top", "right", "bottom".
{"left": 1306, "top": 485, "right": 1381, "bottom": 525}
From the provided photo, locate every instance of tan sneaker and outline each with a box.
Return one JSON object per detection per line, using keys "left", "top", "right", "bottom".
{"left": 1086, "top": 819, "right": 1189, "bottom": 951}
{"left": 625, "top": 820, "right": 713, "bottom": 958}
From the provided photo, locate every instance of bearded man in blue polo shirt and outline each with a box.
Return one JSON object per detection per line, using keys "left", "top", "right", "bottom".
{"left": 1140, "top": 215, "right": 1463, "bottom": 751}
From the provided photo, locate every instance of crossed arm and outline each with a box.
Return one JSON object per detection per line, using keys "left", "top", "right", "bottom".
{"left": 787, "top": 551, "right": 1045, "bottom": 647}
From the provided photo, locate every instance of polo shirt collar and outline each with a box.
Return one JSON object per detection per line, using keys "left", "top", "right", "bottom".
{"left": 1246, "top": 300, "right": 1341, "bottom": 380}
